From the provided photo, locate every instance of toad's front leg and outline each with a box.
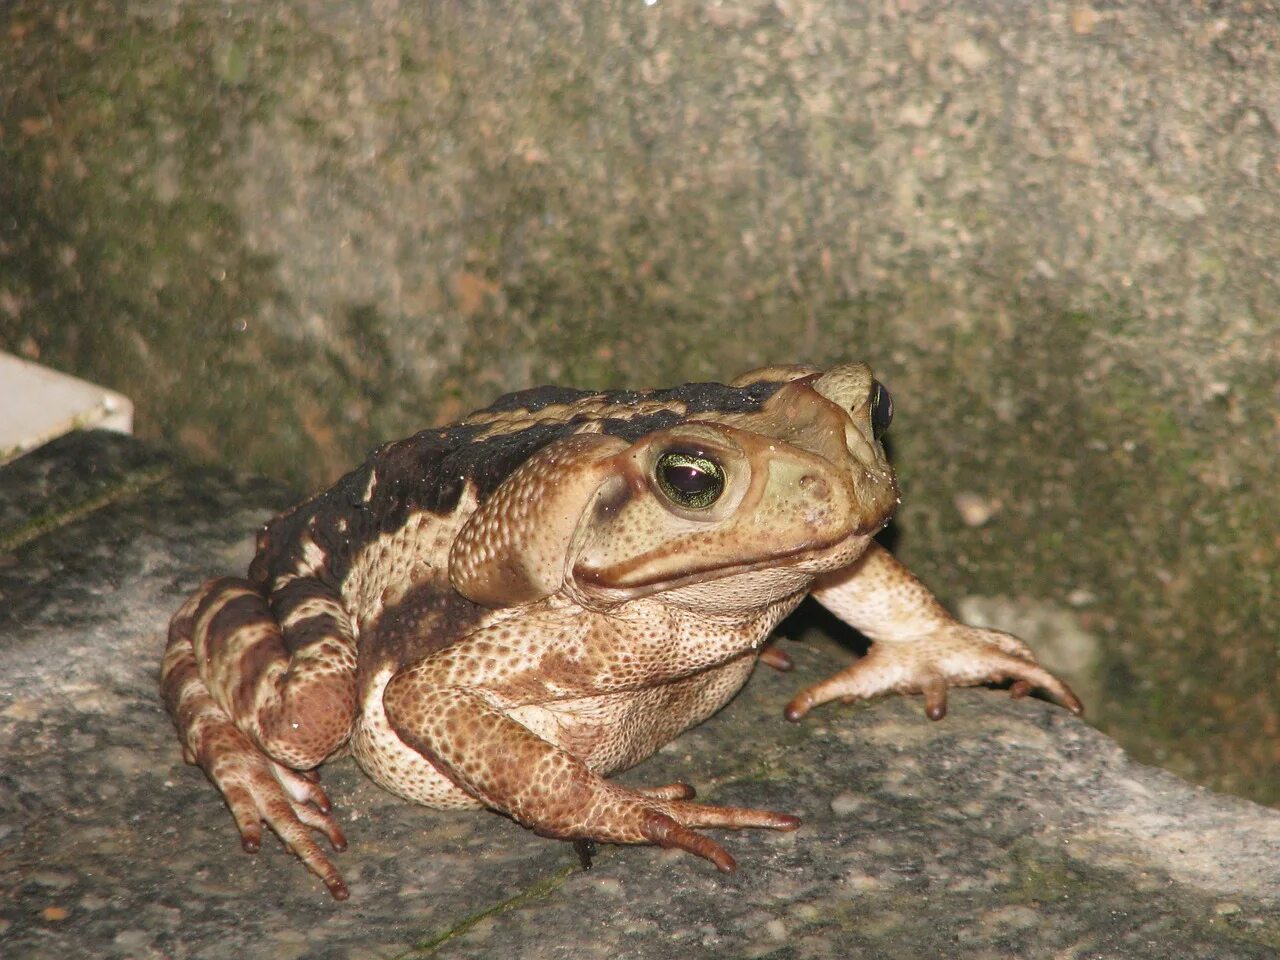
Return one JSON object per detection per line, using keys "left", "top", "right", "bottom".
{"left": 787, "top": 543, "right": 1083, "bottom": 722}
{"left": 382, "top": 664, "right": 799, "bottom": 872}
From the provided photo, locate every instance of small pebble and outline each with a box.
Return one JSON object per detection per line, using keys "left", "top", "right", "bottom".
{"left": 829, "top": 791, "right": 865, "bottom": 816}
{"left": 954, "top": 491, "right": 1000, "bottom": 526}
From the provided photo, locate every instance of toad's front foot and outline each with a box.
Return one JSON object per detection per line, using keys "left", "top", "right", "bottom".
{"left": 784, "top": 625, "right": 1083, "bottom": 722}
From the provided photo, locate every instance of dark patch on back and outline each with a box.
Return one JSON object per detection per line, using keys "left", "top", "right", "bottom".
{"left": 598, "top": 379, "right": 786, "bottom": 441}
{"left": 249, "top": 420, "right": 572, "bottom": 595}
{"left": 482, "top": 384, "right": 598, "bottom": 414}
{"left": 250, "top": 376, "right": 791, "bottom": 591}
{"left": 363, "top": 580, "right": 488, "bottom": 668}
{"left": 479, "top": 377, "right": 785, "bottom": 423}
{"left": 646, "top": 378, "right": 787, "bottom": 413}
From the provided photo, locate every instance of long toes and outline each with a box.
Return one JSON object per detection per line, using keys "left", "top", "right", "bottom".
{"left": 323, "top": 875, "right": 350, "bottom": 901}
{"left": 265, "top": 807, "right": 349, "bottom": 900}
{"left": 784, "top": 691, "right": 811, "bottom": 722}
{"left": 631, "top": 781, "right": 697, "bottom": 801}
{"left": 237, "top": 826, "right": 262, "bottom": 853}
{"left": 295, "top": 802, "right": 349, "bottom": 852}
{"left": 921, "top": 672, "right": 948, "bottom": 721}
{"left": 640, "top": 811, "right": 736, "bottom": 873}
{"left": 782, "top": 650, "right": 917, "bottom": 721}
{"left": 223, "top": 783, "right": 266, "bottom": 852}
{"left": 784, "top": 669, "right": 882, "bottom": 720}
{"left": 277, "top": 768, "right": 333, "bottom": 813}
{"left": 785, "top": 633, "right": 1083, "bottom": 720}
{"left": 665, "top": 800, "right": 800, "bottom": 833}
{"left": 978, "top": 651, "right": 1083, "bottom": 715}
{"left": 969, "top": 627, "right": 1037, "bottom": 661}
{"left": 213, "top": 760, "right": 350, "bottom": 898}
{"left": 759, "top": 646, "right": 794, "bottom": 672}
{"left": 289, "top": 838, "right": 348, "bottom": 900}
{"left": 1040, "top": 676, "right": 1084, "bottom": 715}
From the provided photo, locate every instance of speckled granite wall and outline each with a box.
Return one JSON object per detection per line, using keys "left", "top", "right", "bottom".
{"left": 1, "top": 1, "right": 1276, "bottom": 804}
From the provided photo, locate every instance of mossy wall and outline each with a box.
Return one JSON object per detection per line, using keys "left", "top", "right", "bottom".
{"left": 2, "top": 1, "right": 1276, "bottom": 803}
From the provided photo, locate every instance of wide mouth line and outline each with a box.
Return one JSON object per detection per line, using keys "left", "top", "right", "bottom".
{"left": 573, "top": 528, "right": 858, "bottom": 595}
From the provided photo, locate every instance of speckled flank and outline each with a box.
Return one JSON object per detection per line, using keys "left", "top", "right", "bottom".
{"left": 162, "top": 361, "right": 1080, "bottom": 899}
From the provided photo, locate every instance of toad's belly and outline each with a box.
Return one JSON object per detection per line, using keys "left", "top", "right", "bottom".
{"left": 350, "top": 665, "right": 485, "bottom": 809}
{"left": 350, "top": 653, "right": 759, "bottom": 809}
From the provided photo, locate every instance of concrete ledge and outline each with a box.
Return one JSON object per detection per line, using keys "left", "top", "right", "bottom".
{"left": 1, "top": 432, "right": 1277, "bottom": 959}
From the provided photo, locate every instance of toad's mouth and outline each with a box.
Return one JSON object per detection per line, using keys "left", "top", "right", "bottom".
{"left": 571, "top": 512, "right": 891, "bottom": 599}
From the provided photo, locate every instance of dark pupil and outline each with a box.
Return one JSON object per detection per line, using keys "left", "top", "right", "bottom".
{"left": 656, "top": 453, "right": 725, "bottom": 508}
{"left": 870, "top": 381, "right": 893, "bottom": 439}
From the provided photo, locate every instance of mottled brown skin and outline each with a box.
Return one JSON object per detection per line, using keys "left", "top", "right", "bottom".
{"left": 160, "top": 362, "right": 1081, "bottom": 900}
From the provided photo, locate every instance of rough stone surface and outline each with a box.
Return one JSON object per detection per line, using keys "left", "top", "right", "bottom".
{"left": 1, "top": 432, "right": 1277, "bottom": 958}
{"left": 0, "top": 0, "right": 1276, "bottom": 829}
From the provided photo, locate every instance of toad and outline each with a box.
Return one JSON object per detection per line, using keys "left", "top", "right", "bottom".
{"left": 161, "top": 362, "right": 1080, "bottom": 899}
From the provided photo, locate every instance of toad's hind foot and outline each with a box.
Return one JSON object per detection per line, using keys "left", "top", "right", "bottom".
{"left": 204, "top": 720, "right": 350, "bottom": 900}
{"left": 784, "top": 624, "right": 1083, "bottom": 722}
{"left": 569, "top": 783, "right": 797, "bottom": 872}
{"left": 163, "top": 580, "right": 354, "bottom": 900}
{"left": 589, "top": 784, "right": 801, "bottom": 874}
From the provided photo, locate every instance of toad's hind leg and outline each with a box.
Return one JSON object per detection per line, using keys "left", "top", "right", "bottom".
{"left": 161, "top": 576, "right": 359, "bottom": 899}
{"left": 382, "top": 675, "right": 800, "bottom": 873}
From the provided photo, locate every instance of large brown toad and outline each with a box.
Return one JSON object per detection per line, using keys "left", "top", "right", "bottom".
{"left": 161, "top": 362, "right": 1080, "bottom": 899}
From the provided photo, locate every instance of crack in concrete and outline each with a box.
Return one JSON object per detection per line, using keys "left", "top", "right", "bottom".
{"left": 394, "top": 864, "right": 578, "bottom": 958}
{"left": 0, "top": 465, "right": 174, "bottom": 553}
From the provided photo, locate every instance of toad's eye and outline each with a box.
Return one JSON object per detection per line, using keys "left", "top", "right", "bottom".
{"left": 655, "top": 452, "right": 725, "bottom": 509}
{"left": 870, "top": 380, "right": 893, "bottom": 440}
